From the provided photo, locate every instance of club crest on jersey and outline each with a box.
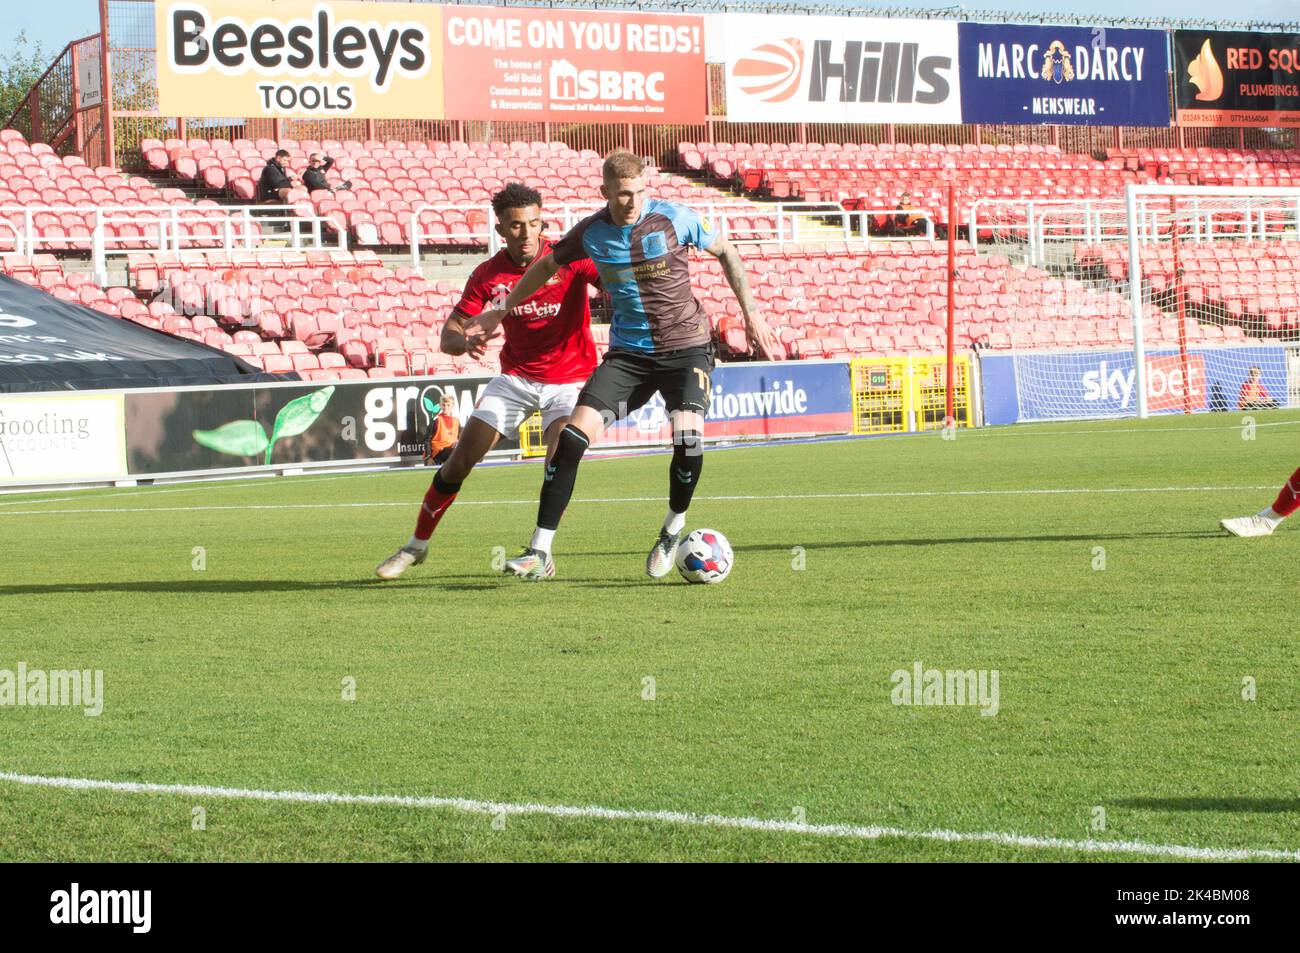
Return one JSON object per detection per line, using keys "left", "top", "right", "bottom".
{"left": 641, "top": 232, "right": 668, "bottom": 259}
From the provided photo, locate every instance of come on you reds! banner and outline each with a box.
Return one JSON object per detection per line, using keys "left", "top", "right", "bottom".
{"left": 442, "top": 5, "right": 705, "bottom": 122}
{"left": 724, "top": 15, "right": 962, "bottom": 124}
{"left": 155, "top": 0, "right": 443, "bottom": 119}
{"left": 1174, "top": 30, "right": 1300, "bottom": 127}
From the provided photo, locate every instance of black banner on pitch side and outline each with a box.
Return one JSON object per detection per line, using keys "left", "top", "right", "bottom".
{"left": 1174, "top": 30, "right": 1300, "bottom": 127}
{"left": 124, "top": 374, "right": 502, "bottom": 476}
{"left": 0, "top": 275, "right": 282, "bottom": 393}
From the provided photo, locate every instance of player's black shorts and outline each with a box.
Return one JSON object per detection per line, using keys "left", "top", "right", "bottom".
{"left": 576, "top": 343, "right": 715, "bottom": 421}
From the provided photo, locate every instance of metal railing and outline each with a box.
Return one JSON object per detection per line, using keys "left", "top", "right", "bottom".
{"left": 0, "top": 219, "right": 22, "bottom": 256}
{"left": 0, "top": 204, "right": 345, "bottom": 283}
{"left": 407, "top": 200, "right": 933, "bottom": 273}
{"left": 969, "top": 195, "right": 1300, "bottom": 266}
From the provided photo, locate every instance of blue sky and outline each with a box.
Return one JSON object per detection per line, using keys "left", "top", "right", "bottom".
{"left": 4, "top": 0, "right": 1299, "bottom": 62}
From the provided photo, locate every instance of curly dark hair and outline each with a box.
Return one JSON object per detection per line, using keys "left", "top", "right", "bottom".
{"left": 491, "top": 182, "right": 543, "bottom": 217}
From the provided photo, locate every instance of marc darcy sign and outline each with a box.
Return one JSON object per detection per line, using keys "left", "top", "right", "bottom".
{"left": 155, "top": 0, "right": 444, "bottom": 118}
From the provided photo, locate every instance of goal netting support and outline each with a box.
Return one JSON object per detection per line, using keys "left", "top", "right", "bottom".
{"left": 969, "top": 186, "right": 1300, "bottom": 422}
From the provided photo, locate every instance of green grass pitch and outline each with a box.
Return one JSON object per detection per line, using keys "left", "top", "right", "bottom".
{"left": 1, "top": 411, "right": 1297, "bottom": 861}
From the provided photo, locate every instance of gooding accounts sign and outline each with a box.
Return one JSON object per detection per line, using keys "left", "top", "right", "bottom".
{"left": 723, "top": 15, "right": 961, "bottom": 123}
{"left": 155, "top": 0, "right": 443, "bottom": 119}
{"left": 1174, "top": 30, "right": 1300, "bottom": 127}
{"left": 0, "top": 393, "right": 126, "bottom": 483}
{"left": 959, "top": 24, "right": 1170, "bottom": 126}
{"left": 442, "top": 5, "right": 705, "bottom": 123}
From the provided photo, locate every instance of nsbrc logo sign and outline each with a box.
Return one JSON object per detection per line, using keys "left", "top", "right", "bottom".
{"left": 442, "top": 7, "right": 703, "bottom": 123}
{"left": 724, "top": 15, "right": 960, "bottom": 123}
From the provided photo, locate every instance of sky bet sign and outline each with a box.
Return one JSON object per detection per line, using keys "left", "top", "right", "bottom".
{"left": 958, "top": 23, "right": 1170, "bottom": 126}
{"left": 981, "top": 346, "right": 1289, "bottom": 424}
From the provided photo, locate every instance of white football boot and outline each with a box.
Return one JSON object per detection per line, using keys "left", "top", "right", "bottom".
{"left": 503, "top": 547, "right": 555, "bottom": 581}
{"left": 1219, "top": 515, "right": 1277, "bottom": 538}
{"left": 375, "top": 546, "right": 427, "bottom": 580}
{"left": 645, "top": 528, "right": 682, "bottom": 578}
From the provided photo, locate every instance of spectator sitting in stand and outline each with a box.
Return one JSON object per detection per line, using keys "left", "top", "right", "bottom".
{"left": 894, "top": 193, "right": 926, "bottom": 237}
{"left": 302, "top": 153, "right": 351, "bottom": 193}
{"left": 257, "top": 149, "right": 298, "bottom": 203}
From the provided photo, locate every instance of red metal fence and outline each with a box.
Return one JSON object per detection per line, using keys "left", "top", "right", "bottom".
{"left": 4, "top": 35, "right": 109, "bottom": 168}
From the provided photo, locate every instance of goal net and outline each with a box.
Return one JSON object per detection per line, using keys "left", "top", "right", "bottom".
{"left": 969, "top": 187, "right": 1300, "bottom": 422}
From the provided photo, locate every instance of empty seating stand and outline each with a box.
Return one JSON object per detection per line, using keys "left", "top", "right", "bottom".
{"left": 143, "top": 137, "right": 746, "bottom": 249}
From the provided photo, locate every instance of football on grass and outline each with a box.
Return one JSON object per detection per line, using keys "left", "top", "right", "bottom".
{"left": 675, "top": 529, "right": 733, "bottom": 584}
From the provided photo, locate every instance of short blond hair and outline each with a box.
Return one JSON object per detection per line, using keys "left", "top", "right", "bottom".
{"left": 602, "top": 150, "right": 645, "bottom": 182}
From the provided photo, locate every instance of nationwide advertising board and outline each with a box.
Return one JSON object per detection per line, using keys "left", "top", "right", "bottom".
{"left": 1174, "top": 30, "right": 1300, "bottom": 127}
{"left": 597, "top": 360, "right": 853, "bottom": 447}
{"left": 120, "top": 362, "right": 853, "bottom": 479}
{"left": 724, "top": 15, "right": 962, "bottom": 124}
{"left": 442, "top": 5, "right": 705, "bottom": 123}
{"left": 958, "top": 24, "right": 1170, "bottom": 126}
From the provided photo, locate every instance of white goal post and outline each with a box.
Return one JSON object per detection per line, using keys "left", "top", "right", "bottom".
{"left": 965, "top": 185, "right": 1300, "bottom": 424}
{"left": 1125, "top": 184, "right": 1300, "bottom": 419}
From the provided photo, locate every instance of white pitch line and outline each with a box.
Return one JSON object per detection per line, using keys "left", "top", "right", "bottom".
{"left": 0, "top": 473, "right": 360, "bottom": 507}
{"left": 0, "top": 771, "right": 1293, "bottom": 861}
{"left": 0, "top": 484, "right": 1280, "bottom": 518}
{"left": 3, "top": 417, "right": 1296, "bottom": 505}
{"left": 962, "top": 419, "right": 1300, "bottom": 438}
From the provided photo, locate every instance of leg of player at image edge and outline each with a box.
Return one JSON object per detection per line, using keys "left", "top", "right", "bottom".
{"left": 646, "top": 428, "right": 703, "bottom": 578}
{"left": 503, "top": 423, "right": 590, "bottom": 581}
{"left": 374, "top": 469, "right": 462, "bottom": 579}
{"left": 1220, "top": 467, "right": 1299, "bottom": 537}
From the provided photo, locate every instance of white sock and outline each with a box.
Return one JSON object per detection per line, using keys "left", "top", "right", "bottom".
{"left": 1258, "top": 507, "right": 1285, "bottom": 527}
{"left": 406, "top": 536, "right": 428, "bottom": 552}
{"left": 530, "top": 527, "right": 556, "bottom": 554}
{"left": 663, "top": 509, "right": 686, "bottom": 536}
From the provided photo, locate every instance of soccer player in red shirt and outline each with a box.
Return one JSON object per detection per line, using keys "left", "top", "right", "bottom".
{"left": 1220, "top": 467, "right": 1300, "bottom": 537}
{"left": 375, "top": 183, "right": 600, "bottom": 579}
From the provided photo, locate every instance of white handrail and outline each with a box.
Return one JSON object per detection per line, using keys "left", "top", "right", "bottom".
{"left": 406, "top": 200, "right": 934, "bottom": 272}
{"left": 0, "top": 219, "right": 23, "bottom": 256}
{"left": 90, "top": 205, "right": 345, "bottom": 282}
{"left": 409, "top": 203, "right": 497, "bottom": 275}
{"left": 969, "top": 194, "right": 1300, "bottom": 263}
{"left": 0, "top": 203, "right": 347, "bottom": 266}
